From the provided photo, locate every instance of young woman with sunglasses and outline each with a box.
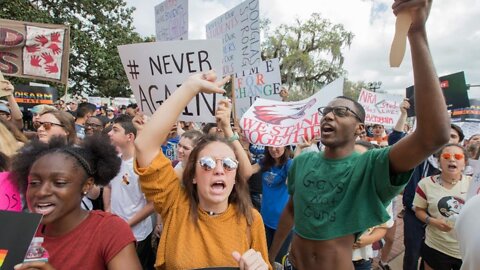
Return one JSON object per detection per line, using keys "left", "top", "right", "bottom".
{"left": 35, "top": 111, "right": 77, "bottom": 144}
{"left": 11, "top": 136, "right": 141, "bottom": 270}
{"left": 413, "top": 143, "right": 472, "bottom": 270}
{"left": 134, "top": 71, "right": 270, "bottom": 269}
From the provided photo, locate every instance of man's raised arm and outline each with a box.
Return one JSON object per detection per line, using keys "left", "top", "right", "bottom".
{"left": 389, "top": 0, "right": 450, "bottom": 174}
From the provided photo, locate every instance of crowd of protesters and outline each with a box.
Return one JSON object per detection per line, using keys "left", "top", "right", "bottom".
{"left": 1, "top": 1, "right": 480, "bottom": 270}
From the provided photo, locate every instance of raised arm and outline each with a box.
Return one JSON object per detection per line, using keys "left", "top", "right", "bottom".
{"left": 1, "top": 80, "right": 24, "bottom": 129}
{"left": 216, "top": 99, "right": 253, "bottom": 181}
{"left": 389, "top": 0, "right": 450, "bottom": 173}
{"left": 135, "top": 71, "right": 228, "bottom": 167}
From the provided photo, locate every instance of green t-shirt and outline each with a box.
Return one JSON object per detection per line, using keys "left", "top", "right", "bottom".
{"left": 288, "top": 147, "right": 412, "bottom": 240}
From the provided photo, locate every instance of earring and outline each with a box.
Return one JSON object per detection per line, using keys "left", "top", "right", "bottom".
{"left": 192, "top": 178, "right": 197, "bottom": 184}
{"left": 83, "top": 191, "right": 87, "bottom": 195}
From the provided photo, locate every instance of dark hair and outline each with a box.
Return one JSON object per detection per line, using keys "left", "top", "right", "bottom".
{"left": 355, "top": 140, "right": 376, "bottom": 150}
{"left": 335, "top": 96, "right": 366, "bottom": 123}
{"left": 202, "top": 123, "right": 217, "bottom": 135}
{"left": 41, "top": 111, "right": 77, "bottom": 144}
{"left": 450, "top": 124, "right": 465, "bottom": 142}
{"left": 126, "top": 103, "right": 138, "bottom": 109}
{"left": 181, "top": 130, "right": 204, "bottom": 145}
{"left": 113, "top": 114, "right": 136, "bottom": 137}
{"left": 87, "top": 116, "right": 107, "bottom": 128}
{"left": 76, "top": 102, "right": 97, "bottom": 118}
{"left": 261, "top": 146, "right": 291, "bottom": 172}
{"left": 182, "top": 135, "right": 253, "bottom": 225}
{"left": 11, "top": 135, "right": 121, "bottom": 194}
{"left": 0, "top": 152, "right": 9, "bottom": 171}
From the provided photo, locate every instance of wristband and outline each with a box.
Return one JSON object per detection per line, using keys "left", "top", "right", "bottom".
{"left": 425, "top": 216, "right": 430, "bottom": 225}
{"left": 227, "top": 132, "right": 239, "bottom": 142}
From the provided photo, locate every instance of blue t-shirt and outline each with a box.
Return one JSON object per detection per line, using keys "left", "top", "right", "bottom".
{"left": 261, "top": 159, "right": 293, "bottom": 229}
{"left": 249, "top": 144, "right": 265, "bottom": 164}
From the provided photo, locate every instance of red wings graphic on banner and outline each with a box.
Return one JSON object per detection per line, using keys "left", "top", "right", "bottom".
{"left": 253, "top": 98, "right": 317, "bottom": 125}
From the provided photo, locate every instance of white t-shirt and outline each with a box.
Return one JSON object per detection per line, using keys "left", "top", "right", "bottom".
{"left": 413, "top": 174, "right": 471, "bottom": 259}
{"left": 110, "top": 157, "right": 153, "bottom": 241}
{"left": 456, "top": 194, "right": 480, "bottom": 270}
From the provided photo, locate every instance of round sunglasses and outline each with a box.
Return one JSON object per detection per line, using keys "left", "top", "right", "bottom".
{"left": 198, "top": 156, "right": 239, "bottom": 171}
{"left": 441, "top": 153, "right": 464, "bottom": 160}
{"left": 33, "top": 121, "right": 64, "bottom": 130}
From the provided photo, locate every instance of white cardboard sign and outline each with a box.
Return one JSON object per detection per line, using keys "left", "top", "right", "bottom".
{"left": 206, "top": 0, "right": 260, "bottom": 75}
{"left": 118, "top": 40, "right": 223, "bottom": 122}
{"left": 234, "top": 58, "right": 282, "bottom": 119}
{"left": 358, "top": 89, "right": 404, "bottom": 127}
{"left": 155, "top": 0, "right": 189, "bottom": 41}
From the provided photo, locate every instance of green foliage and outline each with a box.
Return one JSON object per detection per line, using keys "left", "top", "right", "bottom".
{"left": 344, "top": 79, "right": 368, "bottom": 101}
{"left": 0, "top": 0, "right": 146, "bottom": 97}
{"left": 261, "top": 13, "right": 354, "bottom": 100}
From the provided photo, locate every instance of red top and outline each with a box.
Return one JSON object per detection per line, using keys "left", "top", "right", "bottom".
{"left": 36, "top": 210, "right": 135, "bottom": 270}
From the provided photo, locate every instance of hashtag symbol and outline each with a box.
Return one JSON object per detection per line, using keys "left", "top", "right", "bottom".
{"left": 127, "top": 60, "right": 139, "bottom": 80}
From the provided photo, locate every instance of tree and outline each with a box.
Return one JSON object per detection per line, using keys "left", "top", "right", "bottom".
{"left": 343, "top": 80, "right": 368, "bottom": 101}
{"left": 261, "top": 13, "right": 354, "bottom": 99}
{"left": 0, "top": 0, "right": 146, "bottom": 97}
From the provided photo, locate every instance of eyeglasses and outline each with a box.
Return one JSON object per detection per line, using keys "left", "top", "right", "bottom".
{"left": 198, "top": 156, "right": 239, "bottom": 171}
{"left": 33, "top": 121, "right": 64, "bottom": 130}
{"left": 85, "top": 123, "right": 103, "bottom": 129}
{"left": 317, "top": 106, "right": 363, "bottom": 122}
{"left": 441, "top": 153, "right": 464, "bottom": 160}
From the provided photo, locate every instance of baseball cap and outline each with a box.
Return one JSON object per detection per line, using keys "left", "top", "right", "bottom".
{"left": 0, "top": 103, "right": 10, "bottom": 114}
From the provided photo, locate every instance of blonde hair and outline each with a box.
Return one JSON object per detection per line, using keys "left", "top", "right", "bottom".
{"left": 0, "top": 120, "right": 21, "bottom": 156}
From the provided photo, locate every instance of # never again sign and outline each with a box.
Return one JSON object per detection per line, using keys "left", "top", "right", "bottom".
{"left": 118, "top": 40, "right": 223, "bottom": 122}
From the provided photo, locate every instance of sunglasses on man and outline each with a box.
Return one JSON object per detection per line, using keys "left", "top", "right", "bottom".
{"left": 33, "top": 121, "right": 64, "bottom": 130}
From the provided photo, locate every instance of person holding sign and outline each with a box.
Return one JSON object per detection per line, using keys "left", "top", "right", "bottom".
{"left": 134, "top": 71, "right": 270, "bottom": 269}
{"left": 268, "top": 1, "right": 452, "bottom": 269}
{"left": 11, "top": 136, "right": 141, "bottom": 270}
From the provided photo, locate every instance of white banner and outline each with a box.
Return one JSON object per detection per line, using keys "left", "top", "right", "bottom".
{"left": 467, "top": 160, "right": 480, "bottom": 200}
{"left": 357, "top": 89, "right": 404, "bottom": 127}
{"left": 206, "top": 0, "right": 260, "bottom": 75}
{"left": 239, "top": 78, "right": 344, "bottom": 146}
{"left": 234, "top": 58, "right": 281, "bottom": 119}
{"left": 155, "top": 0, "right": 188, "bottom": 41}
{"left": 88, "top": 96, "right": 102, "bottom": 106}
{"left": 118, "top": 40, "right": 223, "bottom": 122}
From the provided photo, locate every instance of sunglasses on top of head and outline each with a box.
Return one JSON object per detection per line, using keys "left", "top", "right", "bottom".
{"left": 33, "top": 121, "right": 64, "bottom": 130}
{"left": 198, "top": 156, "right": 239, "bottom": 171}
{"left": 441, "top": 153, "right": 464, "bottom": 160}
{"left": 317, "top": 106, "right": 363, "bottom": 122}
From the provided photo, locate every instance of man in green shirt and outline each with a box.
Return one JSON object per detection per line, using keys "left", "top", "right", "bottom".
{"left": 268, "top": 1, "right": 451, "bottom": 269}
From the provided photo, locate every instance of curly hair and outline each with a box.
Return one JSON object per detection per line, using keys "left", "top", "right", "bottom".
{"left": 182, "top": 135, "right": 253, "bottom": 225}
{"left": 11, "top": 135, "right": 121, "bottom": 194}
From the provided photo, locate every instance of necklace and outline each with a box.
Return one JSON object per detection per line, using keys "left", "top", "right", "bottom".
{"left": 438, "top": 175, "right": 459, "bottom": 186}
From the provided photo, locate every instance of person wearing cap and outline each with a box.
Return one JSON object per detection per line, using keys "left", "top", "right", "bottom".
{"left": 106, "top": 106, "right": 116, "bottom": 122}
{"left": 1, "top": 80, "right": 24, "bottom": 130}
{"left": 388, "top": 105, "right": 464, "bottom": 270}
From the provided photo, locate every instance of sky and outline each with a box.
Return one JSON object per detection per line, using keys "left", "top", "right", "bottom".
{"left": 125, "top": 0, "right": 480, "bottom": 98}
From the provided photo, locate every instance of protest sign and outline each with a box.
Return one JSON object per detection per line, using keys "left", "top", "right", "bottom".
{"left": 234, "top": 58, "right": 281, "bottom": 119}
{"left": 240, "top": 78, "right": 344, "bottom": 147}
{"left": 13, "top": 84, "right": 58, "bottom": 108}
{"left": 206, "top": 0, "right": 260, "bottom": 75}
{"left": 451, "top": 99, "right": 480, "bottom": 123}
{"left": 0, "top": 19, "right": 70, "bottom": 84}
{"left": 0, "top": 211, "right": 42, "bottom": 270}
{"left": 155, "top": 0, "right": 188, "bottom": 41}
{"left": 0, "top": 173, "right": 21, "bottom": 212}
{"left": 118, "top": 40, "right": 222, "bottom": 122}
{"left": 357, "top": 89, "right": 404, "bottom": 127}
{"left": 406, "top": 71, "right": 470, "bottom": 117}
{"left": 88, "top": 96, "right": 102, "bottom": 107}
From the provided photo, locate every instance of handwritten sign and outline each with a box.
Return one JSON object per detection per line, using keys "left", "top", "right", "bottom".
{"left": 234, "top": 58, "right": 281, "bottom": 119}
{"left": 240, "top": 78, "right": 343, "bottom": 146}
{"left": 118, "top": 40, "right": 222, "bottom": 122}
{"left": 0, "top": 172, "right": 21, "bottom": 212}
{"left": 155, "top": 0, "right": 188, "bottom": 41}
{"left": 357, "top": 89, "right": 403, "bottom": 127}
{"left": 206, "top": 0, "right": 260, "bottom": 75}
